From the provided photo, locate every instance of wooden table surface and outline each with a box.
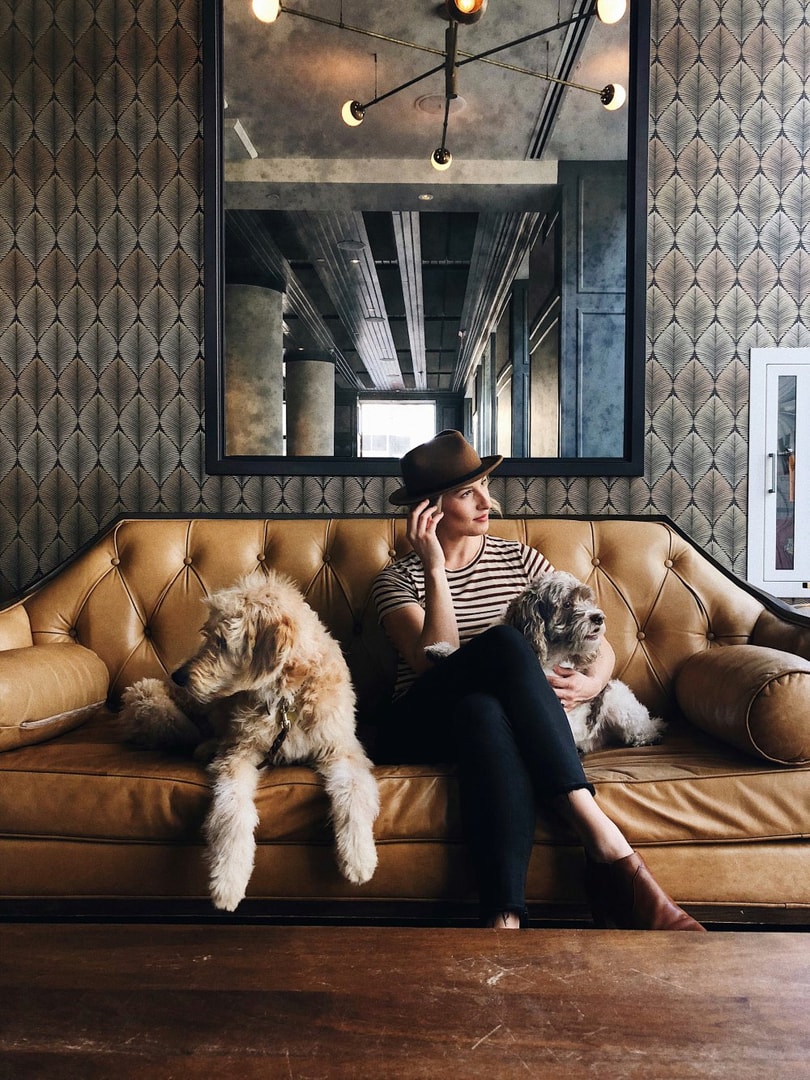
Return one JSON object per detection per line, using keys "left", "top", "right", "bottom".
{"left": 1, "top": 923, "right": 808, "bottom": 1079}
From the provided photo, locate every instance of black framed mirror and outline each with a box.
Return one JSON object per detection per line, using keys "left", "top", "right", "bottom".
{"left": 203, "top": 1, "right": 649, "bottom": 476}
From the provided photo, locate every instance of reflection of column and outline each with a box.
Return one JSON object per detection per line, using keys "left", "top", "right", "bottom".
{"left": 224, "top": 284, "right": 283, "bottom": 455}
{"left": 285, "top": 352, "right": 335, "bottom": 456}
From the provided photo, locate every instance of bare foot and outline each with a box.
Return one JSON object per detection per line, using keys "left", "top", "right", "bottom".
{"left": 486, "top": 911, "right": 521, "bottom": 929}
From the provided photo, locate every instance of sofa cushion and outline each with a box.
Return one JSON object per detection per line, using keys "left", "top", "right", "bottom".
{"left": 2, "top": 710, "right": 809, "bottom": 907}
{"left": 0, "top": 644, "right": 110, "bottom": 751}
{"left": 2, "top": 710, "right": 808, "bottom": 849}
{"left": 674, "top": 645, "right": 810, "bottom": 764}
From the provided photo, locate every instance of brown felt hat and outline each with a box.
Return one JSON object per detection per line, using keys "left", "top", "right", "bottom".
{"left": 388, "top": 430, "right": 502, "bottom": 506}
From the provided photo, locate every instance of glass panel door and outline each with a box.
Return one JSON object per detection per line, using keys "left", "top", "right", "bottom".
{"left": 748, "top": 348, "right": 810, "bottom": 598}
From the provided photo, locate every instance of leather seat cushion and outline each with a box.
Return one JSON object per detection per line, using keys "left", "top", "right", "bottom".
{"left": 1, "top": 710, "right": 808, "bottom": 849}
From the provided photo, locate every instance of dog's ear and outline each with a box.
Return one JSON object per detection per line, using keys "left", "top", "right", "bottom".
{"left": 505, "top": 587, "right": 549, "bottom": 666}
{"left": 260, "top": 609, "right": 314, "bottom": 689}
{"left": 247, "top": 604, "right": 281, "bottom": 659}
{"left": 247, "top": 603, "right": 303, "bottom": 681}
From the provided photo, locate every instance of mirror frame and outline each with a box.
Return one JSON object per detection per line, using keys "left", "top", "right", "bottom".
{"left": 203, "top": 2, "right": 650, "bottom": 477}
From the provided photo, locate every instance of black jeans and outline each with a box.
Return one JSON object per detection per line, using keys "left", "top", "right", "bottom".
{"left": 375, "top": 624, "right": 593, "bottom": 922}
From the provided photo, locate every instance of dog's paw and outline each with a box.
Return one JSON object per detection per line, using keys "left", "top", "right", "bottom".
{"left": 628, "top": 715, "right": 667, "bottom": 747}
{"left": 424, "top": 641, "right": 456, "bottom": 663}
{"left": 208, "top": 877, "right": 246, "bottom": 913}
{"left": 118, "top": 678, "right": 201, "bottom": 749}
{"left": 206, "top": 830, "right": 255, "bottom": 912}
{"left": 339, "top": 838, "right": 378, "bottom": 885}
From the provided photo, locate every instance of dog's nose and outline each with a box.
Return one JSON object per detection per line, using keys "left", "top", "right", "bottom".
{"left": 171, "top": 666, "right": 189, "bottom": 687}
{"left": 591, "top": 612, "right": 605, "bottom": 627}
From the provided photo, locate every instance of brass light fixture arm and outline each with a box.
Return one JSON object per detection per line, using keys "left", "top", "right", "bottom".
{"left": 278, "top": 2, "right": 600, "bottom": 81}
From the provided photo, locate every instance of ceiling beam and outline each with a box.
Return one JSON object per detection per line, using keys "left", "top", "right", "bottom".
{"left": 391, "top": 211, "right": 427, "bottom": 391}
{"left": 293, "top": 211, "right": 405, "bottom": 391}
{"left": 453, "top": 212, "right": 542, "bottom": 393}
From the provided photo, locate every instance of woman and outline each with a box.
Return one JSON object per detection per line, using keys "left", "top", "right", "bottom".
{"left": 372, "top": 430, "right": 705, "bottom": 931}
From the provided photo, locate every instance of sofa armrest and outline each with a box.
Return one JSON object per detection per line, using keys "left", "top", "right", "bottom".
{"left": 0, "top": 603, "right": 34, "bottom": 651}
{"left": 751, "top": 608, "right": 810, "bottom": 663}
{"left": 674, "top": 645, "right": 810, "bottom": 765}
{"left": 0, "top": 644, "right": 110, "bottom": 751}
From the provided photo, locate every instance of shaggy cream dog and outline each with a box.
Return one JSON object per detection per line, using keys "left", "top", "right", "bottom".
{"left": 119, "top": 571, "right": 379, "bottom": 911}
{"left": 502, "top": 571, "right": 666, "bottom": 754}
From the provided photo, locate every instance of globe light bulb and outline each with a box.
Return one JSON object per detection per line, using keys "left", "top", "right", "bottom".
{"left": 446, "top": 0, "right": 487, "bottom": 24}
{"left": 341, "top": 100, "right": 365, "bottom": 126}
{"left": 600, "top": 83, "right": 626, "bottom": 111}
{"left": 431, "top": 147, "right": 452, "bottom": 171}
{"left": 596, "top": 0, "right": 626, "bottom": 24}
{"left": 252, "top": 0, "right": 280, "bottom": 24}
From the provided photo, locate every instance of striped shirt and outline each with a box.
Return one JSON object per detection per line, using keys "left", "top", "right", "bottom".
{"left": 372, "top": 535, "right": 553, "bottom": 699}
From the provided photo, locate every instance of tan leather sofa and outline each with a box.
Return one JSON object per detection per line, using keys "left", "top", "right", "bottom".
{"left": 1, "top": 515, "right": 809, "bottom": 924}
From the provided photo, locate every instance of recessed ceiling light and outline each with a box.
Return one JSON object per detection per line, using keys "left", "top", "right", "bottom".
{"left": 415, "top": 94, "right": 467, "bottom": 115}
{"left": 418, "top": 193, "right": 434, "bottom": 201}
{"left": 337, "top": 239, "right": 365, "bottom": 251}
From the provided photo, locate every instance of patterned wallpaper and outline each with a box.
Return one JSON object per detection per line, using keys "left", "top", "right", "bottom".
{"left": 1, "top": 0, "right": 809, "bottom": 599}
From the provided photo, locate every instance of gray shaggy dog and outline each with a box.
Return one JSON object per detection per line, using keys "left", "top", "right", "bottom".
{"left": 119, "top": 571, "right": 379, "bottom": 911}
{"left": 502, "top": 571, "right": 666, "bottom": 754}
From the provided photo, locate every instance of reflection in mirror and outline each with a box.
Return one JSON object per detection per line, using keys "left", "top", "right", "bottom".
{"left": 204, "top": 1, "right": 649, "bottom": 476}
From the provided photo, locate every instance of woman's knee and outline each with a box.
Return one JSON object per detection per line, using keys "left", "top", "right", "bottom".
{"left": 469, "top": 624, "right": 538, "bottom": 670}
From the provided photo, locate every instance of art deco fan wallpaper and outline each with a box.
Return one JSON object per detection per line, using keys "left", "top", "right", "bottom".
{"left": 1, "top": 1, "right": 809, "bottom": 598}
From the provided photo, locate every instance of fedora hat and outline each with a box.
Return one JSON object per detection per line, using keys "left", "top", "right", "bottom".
{"left": 388, "top": 430, "right": 502, "bottom": 506}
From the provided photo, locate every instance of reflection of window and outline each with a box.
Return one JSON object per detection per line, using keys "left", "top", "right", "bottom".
{"left": 776, "top": 376, "right": 796, "bottom": 570}
{"left": 358, "top": 400, "right": 436, "bottom": 458}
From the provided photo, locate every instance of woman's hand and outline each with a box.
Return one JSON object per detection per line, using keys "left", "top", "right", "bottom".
{"left": 383, "top": 498, "right": 458, "bottom": 673}
{"left": 406, "top": 499, "right": 445, "bottom": 571}
{"left": 546, "top": 665, "right": 603, "bottom": 711}
{"left": 547, "top": 638, "right": 616, "bottom": 711}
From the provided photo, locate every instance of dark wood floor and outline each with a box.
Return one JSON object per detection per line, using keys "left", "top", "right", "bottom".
{"left": 1, "top": 923, "right": 809, "bottom": 1078}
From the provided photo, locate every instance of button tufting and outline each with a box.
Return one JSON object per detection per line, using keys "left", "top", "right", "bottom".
{"left": 322, "top": 553, "right": 331, "bottom": 564}
{"left": 665, "top": 559, "right": 673, "bottom": 568}
{"left": 592, "top": 557, "right": 601, "bottom": 567}
{"left": 111, "top": 557, "right": 120, "bottom": 566}
{"left": 143, "top": 626, "right": 151, "bottom": 639}
{"left": 388, "top": 549, "right": 397, "bottom": 559}
{"left": 257, "top": 553, "right": 266, "bottom": 562}
{"left": 183, "top": 557, "right": 192, "bottom": 566}
{"left": 707, "top": 631, "right": 716, "bottom": 641}
{"left": 637, "top": 631, "right": 646, "bottom": 641}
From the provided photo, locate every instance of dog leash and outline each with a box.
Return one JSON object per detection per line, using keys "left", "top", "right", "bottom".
{"left": 261, "top": 703, "right": 293, "bottom": 768}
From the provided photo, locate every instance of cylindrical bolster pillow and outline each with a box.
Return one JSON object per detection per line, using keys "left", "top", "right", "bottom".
{"left": 675, "top": 645, "right": 810, "bottom": 765}
{"left": 0, "top": 644, "right": 110, "bottom": 751}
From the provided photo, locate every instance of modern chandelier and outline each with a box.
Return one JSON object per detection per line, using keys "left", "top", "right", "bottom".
{"left": 251, "top": 0, "right": 628, "bottom": 171}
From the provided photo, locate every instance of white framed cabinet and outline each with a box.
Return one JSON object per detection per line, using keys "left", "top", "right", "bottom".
{"left": 747, "top": 348, "right": 810, "bottom": 599}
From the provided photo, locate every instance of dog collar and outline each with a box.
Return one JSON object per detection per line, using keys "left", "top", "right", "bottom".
{"left": 261, "top": 702, "right": 295, "bottom": 768}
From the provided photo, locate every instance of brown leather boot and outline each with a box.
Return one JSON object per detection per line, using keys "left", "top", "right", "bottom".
{"left": 585, "top": 851, "right": 707, "bottom": 931}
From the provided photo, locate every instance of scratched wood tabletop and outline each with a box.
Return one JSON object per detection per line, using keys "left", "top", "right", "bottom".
{"left": 1, "top": 924, "right": 808, "bottom": 1078}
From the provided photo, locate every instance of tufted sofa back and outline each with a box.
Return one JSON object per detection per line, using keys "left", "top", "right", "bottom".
{"left": 12, "top": 515, "right": 786, "bottom": 718}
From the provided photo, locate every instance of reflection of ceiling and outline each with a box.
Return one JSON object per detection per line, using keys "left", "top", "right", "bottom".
{"left": 221, "top": 0, "right": 630, "bottom": 392}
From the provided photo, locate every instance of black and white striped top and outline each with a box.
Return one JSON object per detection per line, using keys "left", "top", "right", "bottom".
{"left": 372, "top": 535, "right": 553, "bottom": 699}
